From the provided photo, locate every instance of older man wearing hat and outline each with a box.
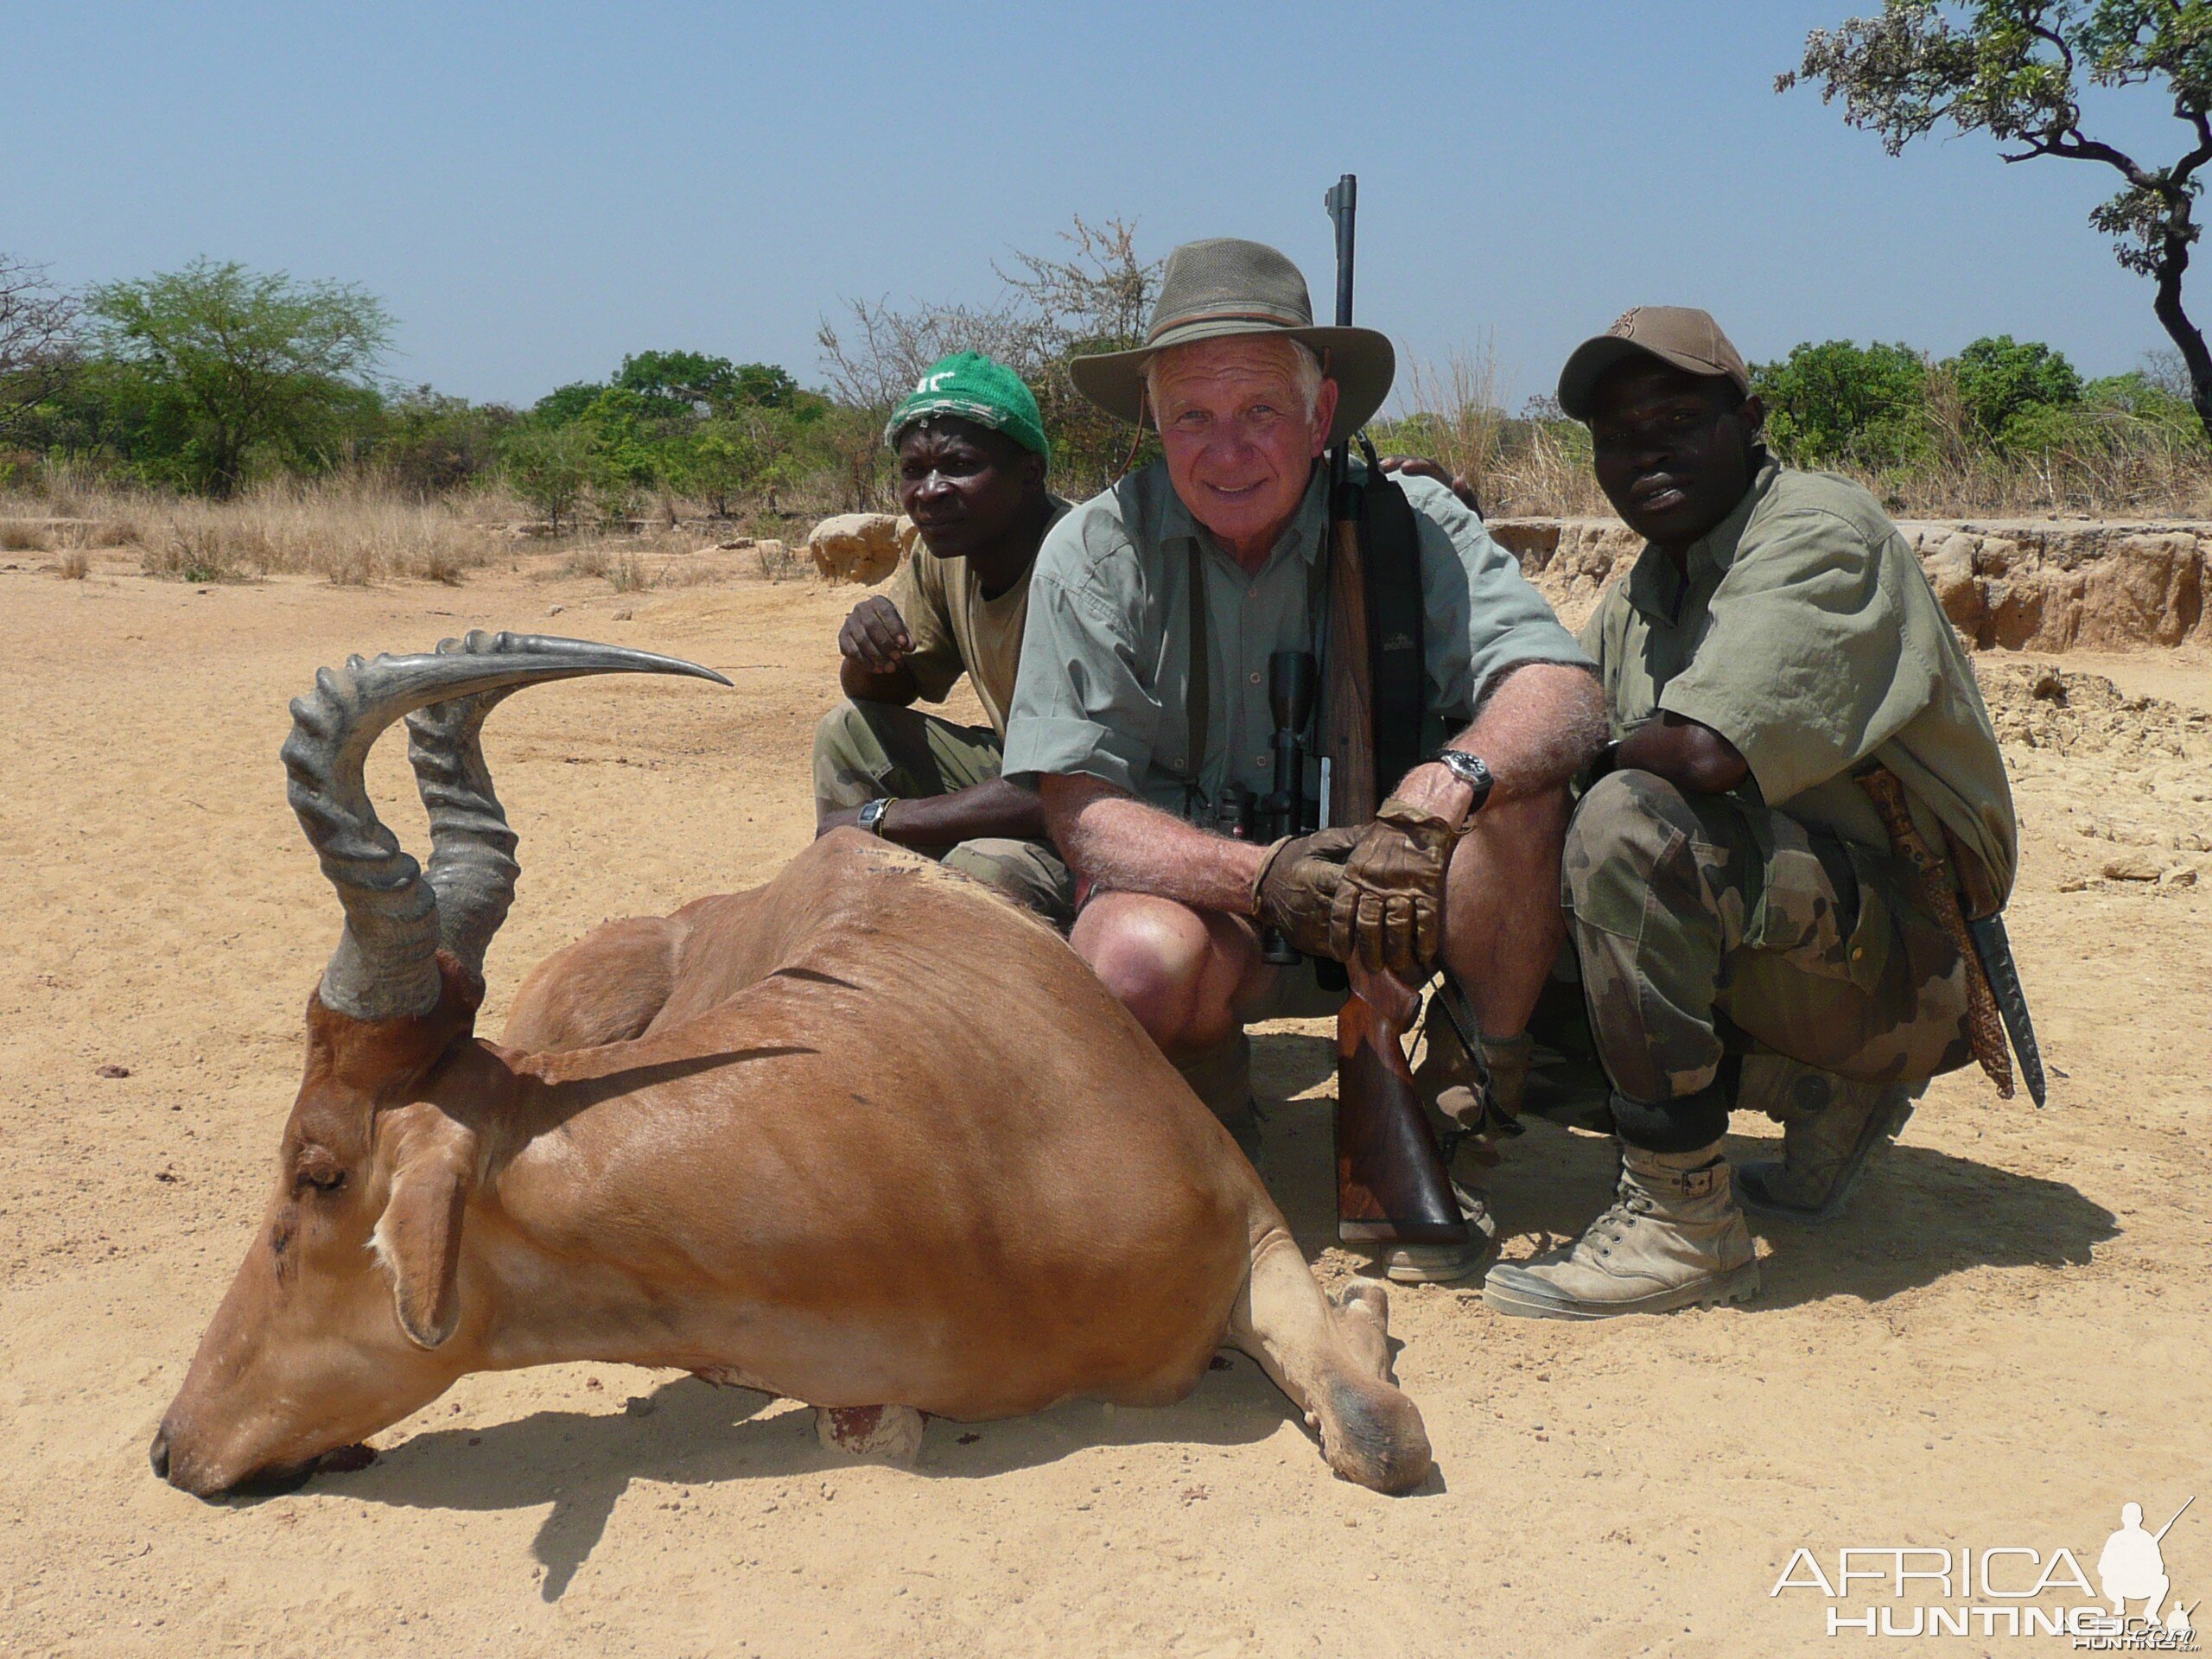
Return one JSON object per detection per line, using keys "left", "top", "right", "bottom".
{"left": 1480, "top": 307, "right": 2017, "bottom": 1320}
{"left": 1000, "top": 238, "right": 1606, "bottom": 1233}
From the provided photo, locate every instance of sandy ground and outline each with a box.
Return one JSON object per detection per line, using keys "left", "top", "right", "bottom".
{"left": 2, "top": 547, "right": 2208, "bottom": 1658}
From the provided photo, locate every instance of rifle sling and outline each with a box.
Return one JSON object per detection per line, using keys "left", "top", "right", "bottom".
{"left": 1186, "top": 538, "right": 1208, "bottom": 810}
{"left": 1359, "top": 465, "right": 1428, "bottom": 798}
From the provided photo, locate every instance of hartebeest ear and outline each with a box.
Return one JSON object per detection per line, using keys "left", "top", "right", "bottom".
{"left": 373, "top": 1110, "right": 478, "bottom": 1350}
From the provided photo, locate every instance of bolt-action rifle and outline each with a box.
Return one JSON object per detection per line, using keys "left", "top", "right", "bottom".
{"left": 1317, "top": 175, "right": 1468, "bottom": 1254}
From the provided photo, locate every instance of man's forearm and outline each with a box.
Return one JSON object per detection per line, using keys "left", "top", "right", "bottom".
{"left": 880, "top": 779, "right": 1049, "bottom": 849}
{"left": 1615, "top": 712, "right": 1749, "bottom": 794}
{"left": 1041, "top": 774, "right": 1264, "bottom": 913}
{"left": 1392, "top": 662, "right": 1607, "bottom": 823}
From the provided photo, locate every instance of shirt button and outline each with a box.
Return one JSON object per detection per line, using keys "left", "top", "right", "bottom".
{"left": 1248, "top": 671, "right": 1262, "bottom": 686}
{"left": 1256, "top": 754, "right": 1268, "bottom": 768}
{"left": 1246, "top": 585, "right": 1260, "bottom": 600}
{"left": 1850, "top": 946, "right": 1865, "bottom": 961}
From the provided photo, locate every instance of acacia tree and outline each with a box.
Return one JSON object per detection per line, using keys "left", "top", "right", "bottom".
{"left": 86, "top": 259, "right": 391, "bottom": 494}
{"left": 501, "top": 422, "right": 592, "bottom": 534}
{"left": 1781, "top": 2, "right": 2212, "bottom": 442}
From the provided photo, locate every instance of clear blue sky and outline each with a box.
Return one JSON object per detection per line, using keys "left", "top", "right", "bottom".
{"left": 4, "top": 1, "right": 2195, "bottom": 410}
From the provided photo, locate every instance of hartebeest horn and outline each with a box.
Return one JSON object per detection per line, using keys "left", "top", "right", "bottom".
{"left": 282, "top": 632, "right": 729, "bottom": 1021}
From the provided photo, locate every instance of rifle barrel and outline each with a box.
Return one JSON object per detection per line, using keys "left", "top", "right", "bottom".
{"left": 2154, "top": 1495, "right": 2195, "bottom": 1543}
{"left": 1325, "top": 174, "right": 1357, "bottom": 328}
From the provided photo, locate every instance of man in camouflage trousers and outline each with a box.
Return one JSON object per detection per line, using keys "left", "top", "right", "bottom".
{"left": 1484, "top": 308, "right": 2018, "bottom": 1321}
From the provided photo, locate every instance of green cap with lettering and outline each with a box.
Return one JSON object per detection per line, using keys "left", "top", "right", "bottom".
{"left": 883, "top": 351, "right": 1050, "bottom": 463}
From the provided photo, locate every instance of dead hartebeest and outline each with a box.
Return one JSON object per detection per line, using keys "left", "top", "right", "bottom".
{"left": 152, "top": 632, "right": 1432, "bottom": 1497}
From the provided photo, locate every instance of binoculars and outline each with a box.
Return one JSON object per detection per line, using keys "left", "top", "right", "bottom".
{"left": 1205, "top": 652, "right": 1322, "bottom": 964}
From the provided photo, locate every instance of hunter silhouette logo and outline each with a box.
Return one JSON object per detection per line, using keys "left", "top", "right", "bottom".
{"left": 1768, "top": 1493, "right": 2197, "bottom": 1643}
{"left": 2099, "top": 1497, "right": 2194, "bottom": 1634}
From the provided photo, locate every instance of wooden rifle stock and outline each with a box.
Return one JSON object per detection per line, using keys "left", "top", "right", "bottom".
{"left": 1322, "top": 491, "right": 1466, "bottom": 1249}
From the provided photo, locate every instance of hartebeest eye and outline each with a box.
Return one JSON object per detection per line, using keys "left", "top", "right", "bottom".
{"left": 294, "top": 1154, "right": 347, "bottom": 1195}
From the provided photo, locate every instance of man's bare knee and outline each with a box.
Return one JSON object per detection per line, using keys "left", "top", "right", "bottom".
{"left": 1075, "top": 896, "right": 1243, "bottom": 1051}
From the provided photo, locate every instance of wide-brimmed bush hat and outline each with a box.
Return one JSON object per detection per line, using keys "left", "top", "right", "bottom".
{"left": 1068, "top": 237, "right": 1395, "bottom": 446}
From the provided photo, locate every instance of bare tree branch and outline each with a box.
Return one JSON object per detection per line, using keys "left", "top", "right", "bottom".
{"left": 0, "top": 254, "right": 81, "bottom": 440}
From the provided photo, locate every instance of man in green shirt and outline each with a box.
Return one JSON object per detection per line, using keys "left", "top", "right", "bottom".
{"left": 1482, "top": 307, "right": 2017, "bottom": 1321}
{"left": 812, "top": 352, "right": 1075, "bottom": 923}
{"left": 1001, "top": 238, "right": 1607, "bottom": 1275}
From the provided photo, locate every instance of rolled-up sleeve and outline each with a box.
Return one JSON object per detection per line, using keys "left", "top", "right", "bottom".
{"left": 1001, "top": 512, "right": 1158, "bottom": 793}
{"left": 1400, "top": 476, "right": 1591, "bottom": 717}
{"left": 1658, "top": 510, "right": 1939, "bottom": 805}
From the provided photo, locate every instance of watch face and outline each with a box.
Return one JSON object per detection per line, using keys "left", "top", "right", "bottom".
{"left": 1441, "top": 751, "right": 1486, "bottom": 785}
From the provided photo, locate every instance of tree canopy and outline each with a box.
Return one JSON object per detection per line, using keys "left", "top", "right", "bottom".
{"left": 84, "top": 259, "right": 391, "bottom": 495}
{"left": 1755, "top": 339, "right": 1932, "bottom": 465}
{"left": 1782, "top": 1, "right": 2212, "bottom": 439}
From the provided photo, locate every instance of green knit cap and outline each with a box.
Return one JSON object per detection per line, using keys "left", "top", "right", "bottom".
{"left": 883, "top": 351, "right": 1050, "bottom": 464}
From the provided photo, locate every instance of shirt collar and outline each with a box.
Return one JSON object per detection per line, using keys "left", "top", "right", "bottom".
{"left": 1624, "top": 454, "right": 1780, "bottom": 621}
{"left": 1159, "top": 462, "right": 1331, "bottom": 571}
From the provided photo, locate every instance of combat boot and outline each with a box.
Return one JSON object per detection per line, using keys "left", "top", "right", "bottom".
{"left": 1482, "top": 1140, "right": 1758, "bottom": 1320}
{"left": 1734, "top": 1056, "right": 1918, "bottom": 1223}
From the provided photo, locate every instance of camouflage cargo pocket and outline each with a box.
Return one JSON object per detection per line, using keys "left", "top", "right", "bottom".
{"left": 1741, "top": 808, "right": 1890, "bottom": 994}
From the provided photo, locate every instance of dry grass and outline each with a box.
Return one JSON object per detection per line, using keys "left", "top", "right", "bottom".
{"left": 142, "top": 483, "right": 502, "bottom": 585}
{"left": 0, "top": 473, "right": 518, "bottom": 585}
{"left": 0, "top": 519, "right": 53, "bottom": 551}
{"left": 55, "top": 548, "right": 89, "bottom": 580}
{"left": 1377, "top": 348, "right": 1611, "bottom": 519}
{"left": 1851, "top": 441, "right": 2212, "bottom": 519}
{"left": 54, "top": 517, "right": 142, "bottom": 550}
{"left": 541, "top": 526, "right": 806, "bottom": 591}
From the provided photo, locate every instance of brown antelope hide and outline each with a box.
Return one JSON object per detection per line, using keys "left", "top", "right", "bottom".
{"left": 152, "top": 632, "right": 1433, "bottom": 1499}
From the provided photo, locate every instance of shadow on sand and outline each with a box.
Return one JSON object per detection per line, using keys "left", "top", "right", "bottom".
{"left": 322, "top": 1351, "right": 1303, "bottom": 1599}
{"left": 1248, "top": 1062, "right": 2117, "bottom": 1314}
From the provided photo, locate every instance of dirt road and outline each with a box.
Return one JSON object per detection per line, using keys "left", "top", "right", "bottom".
{"left": 3, "top": 551, "right": 2205, "bottom": 1656}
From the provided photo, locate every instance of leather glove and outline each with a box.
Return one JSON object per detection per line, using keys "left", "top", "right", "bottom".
{"left": 1250, "top": 827, "right": 1362, "bottom": 959}
{"left": 1330, "top": 796, "right": 1462, "bottom": 975}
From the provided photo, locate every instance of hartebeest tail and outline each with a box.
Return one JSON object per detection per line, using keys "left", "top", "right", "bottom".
{"left": 153, "top": 633, "right": 1433, "bottom": 1502}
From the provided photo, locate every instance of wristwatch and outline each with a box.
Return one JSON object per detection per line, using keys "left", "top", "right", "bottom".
{"left": 856, "top": 798, "right": 893, "bottom": 836}
{"left": 1422, "top": 748, "right": 1495, "bottom": 814}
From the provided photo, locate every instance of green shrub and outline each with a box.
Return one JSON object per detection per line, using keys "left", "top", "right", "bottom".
{"left": 1948, "top": 335, "right": 2083, "bottom": 444}
{"left": 1752, "top": 340, "right": 1930, "bottom": 468}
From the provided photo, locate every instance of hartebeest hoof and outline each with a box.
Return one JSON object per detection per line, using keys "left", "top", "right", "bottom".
{"left": 816, "top": 1404, "right": 926, "bottom": 1464}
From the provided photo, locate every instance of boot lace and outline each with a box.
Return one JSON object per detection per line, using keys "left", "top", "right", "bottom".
{"left": 1582, "top": 1185, "right": 1657, "bottom": 1257}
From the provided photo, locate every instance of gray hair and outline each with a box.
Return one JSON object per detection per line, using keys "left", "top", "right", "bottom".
{"left": 1145, "top": 336, "right": 1325, "bottom": 423}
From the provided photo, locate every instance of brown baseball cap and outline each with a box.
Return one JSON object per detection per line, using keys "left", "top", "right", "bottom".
{"left": 1556, "top": 306, "right": 1751, "bottom": 420}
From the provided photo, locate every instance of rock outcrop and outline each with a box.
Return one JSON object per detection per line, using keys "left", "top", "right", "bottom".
{"left": 1488, "top": 516, "right": 2212, "bottom": 652}
{"left": 804, "top": 513, "right": 902, "bottom": 584}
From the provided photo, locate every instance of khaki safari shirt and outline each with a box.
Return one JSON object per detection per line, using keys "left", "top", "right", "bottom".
{"left": 1580, "top": 459, "right": 2018, "bottom": 899}
{"left": 1001, "top": 459, "right": 1588, "bottom": 816}
{"left": 883, "top": 495, "right": 1071, "bottom": 739}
